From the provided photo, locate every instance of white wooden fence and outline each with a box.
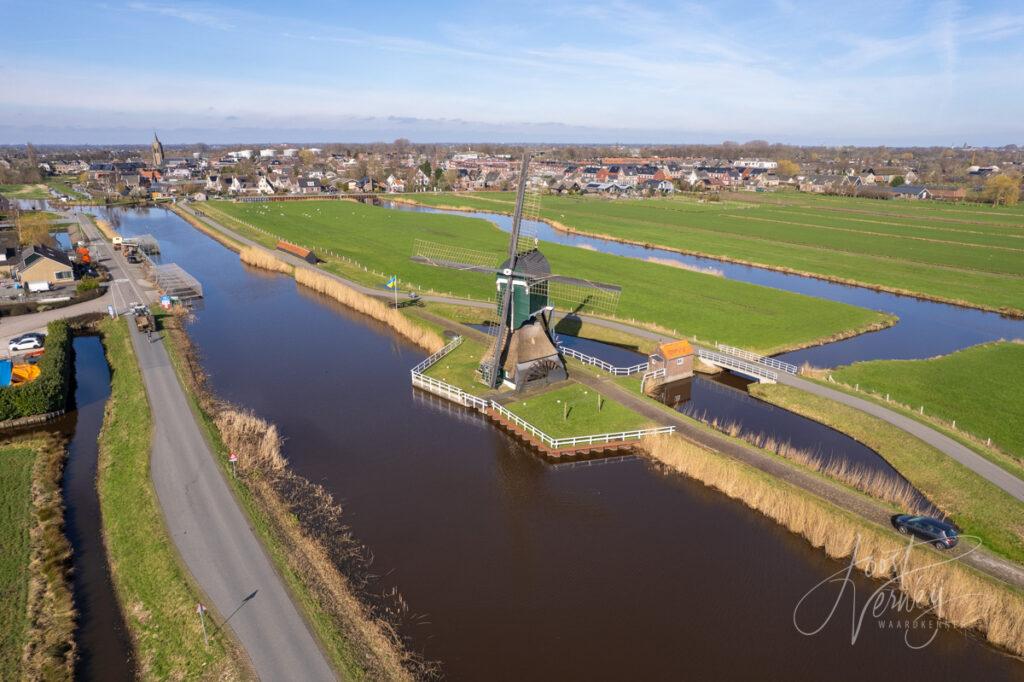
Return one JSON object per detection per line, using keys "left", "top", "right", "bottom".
{"left": 488, "top": 401, "right": 674, "bottom": 450}
{"left": 558, "top": 345, "right": 648, "bottom": 375}
{"left": 409, "top": 335, "right": 490, "bottom": 409}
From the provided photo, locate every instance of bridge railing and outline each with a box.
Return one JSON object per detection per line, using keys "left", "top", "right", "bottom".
{"left": 489, "top": 400, "right": 674, "bottom": 450}
{"left": 715, "top": 344, "right": 797, "bottom": 374}
{"left": 640, "top": 367, "right": 666, "bottom": 392}
{"left": 697, "top": 348, "right": 778, "bottom": 383}
{"left": 558, "top": 345, "right": 648, "bottom": 375}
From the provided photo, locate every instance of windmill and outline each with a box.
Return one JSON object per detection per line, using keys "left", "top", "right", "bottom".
{"left": 411, "top": 153, "right": 622, "bottom": 390}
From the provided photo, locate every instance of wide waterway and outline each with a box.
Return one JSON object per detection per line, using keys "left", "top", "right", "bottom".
{"left": 109, "top": 204, "right": 1024, "bottom": 680}
{"left": 380, "top": 200, "right": 1024, "bottom": 367}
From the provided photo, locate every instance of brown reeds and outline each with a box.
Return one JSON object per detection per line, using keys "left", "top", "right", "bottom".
{"left": 294, "top": 268, "right": 445, "bottom": 353}
{"left": 93, "top": 217, "right": 119, "bottom": 242}
{"left": 696, "top": 414, "right": 929, "bottom": 514}
{"left": 20, "top": 434, "right": 76, "bottom": 679}
{"left": 239, "top": 245, "right": 294, "bottom": 274}
{"left": 644, "top": 434, "right": 1024, "bottom": 657}
{"left": 644, "top": 256, "right": 724, "bottom": 277}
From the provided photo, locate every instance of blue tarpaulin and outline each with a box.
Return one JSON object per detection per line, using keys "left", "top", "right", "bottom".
{"left": 0, "top": 360, "right": 12, "bottom": 387}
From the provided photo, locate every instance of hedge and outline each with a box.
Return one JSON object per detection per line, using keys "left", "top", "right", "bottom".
{"left": 0, "top": 321, "right": 72, "bottom": 420}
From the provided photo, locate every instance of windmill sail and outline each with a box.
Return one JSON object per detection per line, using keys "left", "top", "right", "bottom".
{"left": 536, "top": 275, "right": 621, "bottom": 316}
{"left": 407, "top": 151, "right": 623, "bottom": 389}
{"left": 411, "top": 239, "right": 497, "bottom": 273}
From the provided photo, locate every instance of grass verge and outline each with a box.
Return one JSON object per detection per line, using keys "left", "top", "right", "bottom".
{"left": 749, "top": 383, "right": 1024, "bottom": 565}
{"left": 829, "top": 341, "right": 1024, "bottom": 461}
{"left": 97, "top": 317, "right": 246, "bottom": 679}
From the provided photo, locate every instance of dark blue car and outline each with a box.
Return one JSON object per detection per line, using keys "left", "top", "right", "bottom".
{"left": 894, "top": 515, "right": 959, "bottom": 549}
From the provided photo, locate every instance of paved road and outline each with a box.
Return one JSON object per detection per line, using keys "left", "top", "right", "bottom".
{"left": 180, "top": 203, "right": 1024, "bottom": 506}
{"left": 78, "top": 214, "right": 336, "bottom": 681}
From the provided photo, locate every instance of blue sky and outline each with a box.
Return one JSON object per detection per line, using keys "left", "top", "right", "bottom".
{"left": 1, "top": 0, "right": 1022, "bottom": 145}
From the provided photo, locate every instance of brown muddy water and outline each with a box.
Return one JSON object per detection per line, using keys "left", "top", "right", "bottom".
{"left": 113, "top": 205, "right": 1024, "bottom": 680}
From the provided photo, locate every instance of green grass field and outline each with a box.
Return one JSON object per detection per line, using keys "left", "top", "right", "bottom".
{"left": 0, "top": 183, "right": 50, "bottom": 199}
{"left": 46, "top": 177, "right": 89, "bottom": 200}
{"left": 750, "top": 383, "right": 1024, "bottom": 565}
{"left": 506, "top": 383, "right": 652, "bottom": 438}
{"left": 831, "top": 341, "right": 1024, "bottom": 461}
{"left": 0, "top": 446, "right": 35, "bottom": 675}
{"left": 207, "top": 200, "right": 891, "bottom": 354}
{"left": 423, "top": 336, "right": 487, "bottom": 392}
{"left": 406, "top": 191, "right": 1024, "bottom": 315}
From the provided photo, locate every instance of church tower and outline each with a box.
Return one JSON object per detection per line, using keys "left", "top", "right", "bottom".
{"left": 151, "top": 131, "right": 164, "bottom": 167}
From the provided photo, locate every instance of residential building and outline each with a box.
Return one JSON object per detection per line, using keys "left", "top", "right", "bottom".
{"left": 17, "top": 244, "right": 75, "bottom": 287}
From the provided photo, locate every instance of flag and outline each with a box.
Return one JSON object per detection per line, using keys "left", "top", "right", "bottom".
{"left": 386, "top": 275, "right": 397, "bottom": 289}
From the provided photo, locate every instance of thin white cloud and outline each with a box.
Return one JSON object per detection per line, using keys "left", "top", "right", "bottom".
{"left": 125, "top": 2, "right": 235, "bottom": 31}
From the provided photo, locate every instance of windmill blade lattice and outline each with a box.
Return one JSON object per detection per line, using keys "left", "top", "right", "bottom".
{"left": 411, "top": 239, "right": 498, "bottom": 273}
{"left": 540, "top": 276, "right": 621, "bottom": 316}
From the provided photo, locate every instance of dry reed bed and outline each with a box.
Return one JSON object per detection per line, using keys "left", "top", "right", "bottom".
{"left": 644, "top": 434, "right": 1024, "bottom": 657}
{"left": 170, "top": 206, "right": 243, "bottom": 252}
{"left": 20, "top": 434, "right": 76, "bottom": 679}
{"left": 696, "top": 414, "right": 931, "bottom": 514}
{"left": 93, "top": 217, "right": 119, "bottom": 242}
{"left": 164, "top": 317, "right": 421, "bottom": 680}
{"left": 240, "top": 246, "right": 294, "bottom": 274}
{"left": 235, "top": 245, "right": 445, "bottom": 353}
{"left": 294, "top": 267, "right": 445, "bottom": 353}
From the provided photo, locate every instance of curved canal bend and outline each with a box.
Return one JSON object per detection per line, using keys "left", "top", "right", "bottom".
{"left": 107, "top": 205, "right": 1022, "bottom": 679}
{"left": 380, "top": 200, "right": 1024, "bottom": 367}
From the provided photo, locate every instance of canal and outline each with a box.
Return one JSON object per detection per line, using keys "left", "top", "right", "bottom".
{"left": 381, "top": 200, "right": 1024, "bottom": 367}
{"left": 109, "top": 204, "right": 1023, "bottom": 680}
{"left": 60, "top": 336, "right": 135, "bottom": 680}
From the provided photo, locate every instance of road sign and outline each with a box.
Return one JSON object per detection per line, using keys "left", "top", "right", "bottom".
{"left": 228, "top": 452, "right": 238, "bottom": 463}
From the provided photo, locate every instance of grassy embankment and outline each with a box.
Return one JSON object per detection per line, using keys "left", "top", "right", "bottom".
{"left": 0, "top": 436, "right": 76, "bottom": 680}
{"left": 829, "top": 341, "right": 1024, "bottom": 462}
{"left": 0, "top": 183, "right": 50, "bottom": 199}
{"left": 506, "top": 383, "right": 653, "bottom": 438}
{"left": 205, "top": 199, "right": 892, "bottom": 355}
{"left": 45, "top": 177, "right": 89, "bottom": 200}
{"left": 644, "top": 434, "right": 1024, "bottom": 658}
{"left": 97, "top": 317, "right": 246, "bottom": 679}
{"left": 406, "top": 191, "right": 1024, "bottom": 316}
{"left": 157, "top": 309, "right": 416, "bottom": 680}
{"left": 749, "top": 383, "right": 1024, "bottom": 566}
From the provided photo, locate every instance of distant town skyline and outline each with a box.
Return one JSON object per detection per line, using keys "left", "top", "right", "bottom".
{"left": 1, "top": 0, "right": 1022, "bottom": 146}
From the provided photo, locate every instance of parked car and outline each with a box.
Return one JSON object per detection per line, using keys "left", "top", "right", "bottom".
{"left": 9, "top": 333, "right": 45, "bottom": 352}
{"left": 894, "top": 515, "right": 959, "bottom": 549}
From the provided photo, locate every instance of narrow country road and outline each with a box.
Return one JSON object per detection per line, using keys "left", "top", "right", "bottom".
{"left": 179, "top": 202, "right": 1024, "bottom": 505}
{"left": 78, "top": 214, "right": 337, "bottom": 681}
